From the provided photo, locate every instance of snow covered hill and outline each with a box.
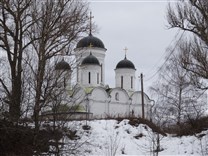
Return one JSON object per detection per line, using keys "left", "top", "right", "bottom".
{"left": 60, "top": 119, "right": 208, "bottom": 156}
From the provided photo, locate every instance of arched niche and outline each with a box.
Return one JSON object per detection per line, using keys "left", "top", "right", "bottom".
{"left": 90, "top": 87, "right": 109, "bottom": 101}
{"left": 110, "top": 88, "right": 129, "bottom": 104}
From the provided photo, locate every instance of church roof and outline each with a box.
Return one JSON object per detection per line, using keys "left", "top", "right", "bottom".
{"left": 81, "top": 52, "right": 100, "bottom": 65}
{"left": 76, "top": 33, "right": 105, "bottom": 49}
{"left": 55, "top": 59, "right": 71, "bottom": 70}
{"left": 116, "top": 56, "right": 136, "bottom": 70}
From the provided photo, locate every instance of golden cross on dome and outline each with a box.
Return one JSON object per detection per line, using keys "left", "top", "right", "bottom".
{"left": 89, "top": 11, "right": 94, "bottom": 35}
{"left": 124, "top": 47, "right": 128, "bottom": 58}
{"left": 89, "top": 43, "right": 93, "bottom": 48}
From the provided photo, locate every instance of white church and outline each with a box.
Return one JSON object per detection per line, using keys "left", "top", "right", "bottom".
{"left": 52, "top": 15, "right": 154, "bottom": 120}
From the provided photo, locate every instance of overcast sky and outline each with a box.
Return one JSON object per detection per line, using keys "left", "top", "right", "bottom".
{"left": 0, "top": 0, "right": 179, "bottom": 95}
{"left": 89, "top": 0, "right": 178, "bottom": 93}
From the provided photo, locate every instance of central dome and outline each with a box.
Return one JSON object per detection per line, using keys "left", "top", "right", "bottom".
{"left": 116, "top": 56, "right": 135, "bottom": 70}
{"left": 76, "top": 34, "right": 105, "bottom": 49}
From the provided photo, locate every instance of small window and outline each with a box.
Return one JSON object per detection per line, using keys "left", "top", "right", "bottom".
{"left": 88, "top": 72, "right": 91, "bottom": 84}
{"left": 131, "top": 76, "right": 133, "bottom": 89}
{"left": 101, "top": 64, "right": 103, "bottom": 83}
{"left": 64, "top": 77, "right": 66, "bottom": 88}
{"left": 97, "top": 73, "right": 99, "bottom": 84}
{"left": 115, "top": 92, "right": 119, "bottom": 101}
{"left": 121, "top": 76, "right": 123, "bottom": 89}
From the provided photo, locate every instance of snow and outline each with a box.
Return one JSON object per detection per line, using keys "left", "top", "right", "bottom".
{"left": 61, "top": 119, "right": 208, "bottom": 155}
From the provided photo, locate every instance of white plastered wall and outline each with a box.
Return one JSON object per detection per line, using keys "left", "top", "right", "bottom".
{"left": 88, "top": 87, "right": 109, "bottom": 118}
{"left": 109, "top": 88, "right": 130, "bottom": 117}
{"left": 115, "top": 68, "right": 136, "bottom": 92}
{"left": 131, "top": 91, "right": 152, "bottom": 119}
{"left": 71, "top": 87, "right": 153, "bottom": 120}
{"left": 74, "top": 47, "right": 106, "bottom": 85}
{"left": 80, "top": 64, "right": 101, "bottom": 88}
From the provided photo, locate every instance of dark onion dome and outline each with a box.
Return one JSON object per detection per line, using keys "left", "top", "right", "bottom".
{"left": 81, "top": 52, "right": 100, "bottom": 65}
{"left": 116, "top": 56, "right": 136, "bottom": 70}
{"left": 76, "top": 33, "right": 105, "bottom": 49}
{"left": 55, "top": 59, "right": 71, "bottom": 70}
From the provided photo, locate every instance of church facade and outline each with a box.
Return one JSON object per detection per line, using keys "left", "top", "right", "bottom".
{"left": 54, "top": 32, "right": 153, "bottom": 119}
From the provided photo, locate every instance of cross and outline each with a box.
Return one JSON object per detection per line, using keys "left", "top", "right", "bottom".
{"left": 124, "top": 47, "right": 128, "bottom": 57}
{"left": 89, "top": 43, "right": 93, "bottom": 48}
{"left": 89, "top": 11, "right": 94, "bottom": 35}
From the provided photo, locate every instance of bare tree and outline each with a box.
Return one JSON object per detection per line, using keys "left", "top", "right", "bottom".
{"left": 106, "top": 132, "right": 120, "bottom": 156}
{"left": 166, "top": 0, "right": 208, "bottom": 90}
{"left": 26, "top": 0, "right": 89, "bottom": 131}
{"left": 0, "top": 0, "right": 35, "bottom": 122}
{"left": 135, "top": 125, "right": 165, "bottom": 156}
{"left": 0, "top": 0, "right": 95, "bottom": 154}
{"left": 150, "top": 51, "right": 205, "bottom": 126}
{"left": 0, "top": 0, "right": 89, "bottom": 126}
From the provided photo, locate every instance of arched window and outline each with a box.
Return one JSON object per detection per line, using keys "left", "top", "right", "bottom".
{"left": 131, "top": 76, "right": 133, "bottom": 89}
{"left": 64, "top": 77, "right": 66, "bottom": 88}
{"left": 97, "top": 73, "right": 99, "bottom": 84}
{"left": 88, "top": 72, "right": 91, "bottom": 84}
{"left": 115, "top": 92, "right": 119, "bottom": 101}
{"left": 121, "top": 76, "right": 123, "bottom": 89}
{"left": 101, "top": 64, "right": 103, "bottom": 83}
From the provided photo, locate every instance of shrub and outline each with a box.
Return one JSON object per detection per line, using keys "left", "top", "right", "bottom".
{"left": 0, "top": 119, "right": 63, "bottom": 155}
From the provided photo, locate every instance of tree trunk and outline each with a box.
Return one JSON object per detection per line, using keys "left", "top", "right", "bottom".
{"left": 34, "top": 58, "right": 46, "bottom": 132}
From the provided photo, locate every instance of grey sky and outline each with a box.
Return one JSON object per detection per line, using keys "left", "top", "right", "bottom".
{"left": 89, "top": 0, "right": 178, "bottom": 93}
{"left": 0, "top": 0, "right": 178, "bottom": 95}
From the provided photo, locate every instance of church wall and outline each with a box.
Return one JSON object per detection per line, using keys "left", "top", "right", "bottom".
{"left": 87, "top": 99, "right": 152, "bottom": 119}
{"left": 110, "top": 88, "right": 129, "bottom": 103}
{"left": 75, "top": 48, "right": 106, "bottom": 85}
{"left": 72, "top": 88, "right": 86, "bottom": 105}
{"left": 131, "top": 92, "right": 153, "bottom": 119}
{"left": 80, "top": 65, "right": 101, "bottom": 87}
{"left": 115, "top": 68, "right": 136, "bottom": 91}
{"left": 130, "top": 104, "right": 142, "bottom": 117}
{"left": 88, "top": 87, "right": 109, "bottom": 118}
{"left": 90, "top": 87, "right": 109, "bottom": 101}
{"left": 90, "top": 48, "right": 106, "bottom": 84}
{"left": 55, "top": 70, "right": 72, "bottom": 89}
{"left": 64, "top": 71, "right": 72, "bottom": 89}
{"left": 109, "top": 102, "right": 130, "bottom": 117}
{"left": 131, "top": 92, "right": 142, "bottom": 105}
{"left": 129, "top": 103, "right": 151, "bottom": 119}
{"left": 108, "top": 88, "right": 130, "bottom": 117}
{"left": 131, "top": 92, "right": 152, "bottom": 105}
{"left": 89, "top": 100, "right": 108, "bottom": 118}
{"left": 71, "top": 86, "right": 153, "bottom": 119}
